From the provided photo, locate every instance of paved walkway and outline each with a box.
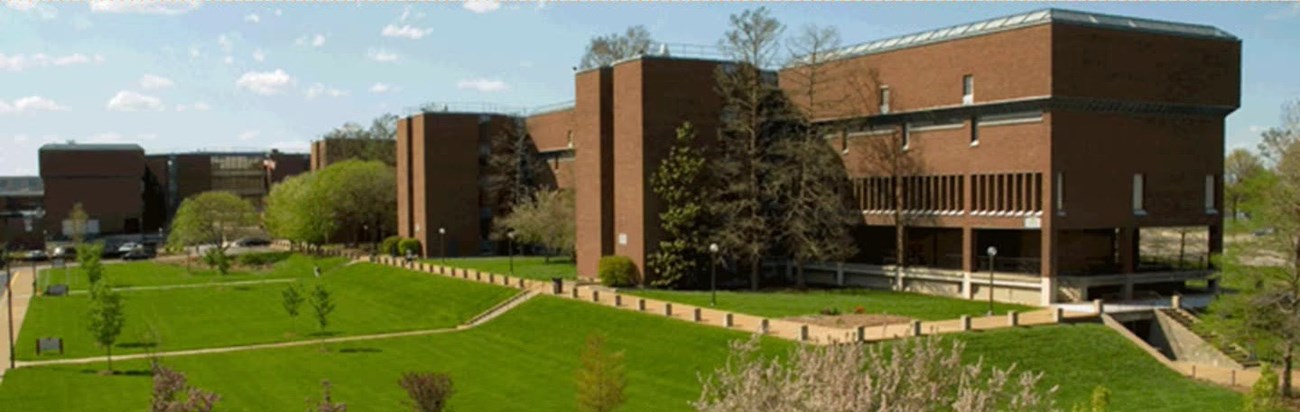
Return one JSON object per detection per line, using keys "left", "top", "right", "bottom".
{"left": 1, "top": 266, "right": 37, "bottom": 381}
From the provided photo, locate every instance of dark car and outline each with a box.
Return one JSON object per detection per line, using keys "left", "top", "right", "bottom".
{"left": 52, "top": 246, "right": 76, "bottom": 259}
{"left": 24, "top": 250, "right": 49, "bottom": 262}
{"left": 122, "top": 245, "right": 156, "bottom": 261}
{"left": 235, "top": 238, "right": 271, "bottom": 247}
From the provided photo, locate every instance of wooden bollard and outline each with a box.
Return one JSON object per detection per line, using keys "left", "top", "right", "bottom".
{"left": 517, "top": 278, "right": 525, "bottom": 288}
{"left": 637, "top": 299, "right": 646, "bottom": 311}
{"left": 1093, "top": 299, "right": 1105, "bottom": 315}
{"left": 759, "top": 319, "right": 770, "bottom": 334}
{"left": 1007, "top": 311, "right": 1019, "bottom": 327}
{"left": 723, "top": 313, "right": 734, "bottom": 327}
{"left": 856, "top": 326, "right": 866, "bottom": 342}
{"left": 614, "top": 295, "right": 622, "bottom": 307}
{"left": 570, "top": 287, "right": 579, "bottom": 299}
{"left": 592, "top": 290, "right": 600, "bottom": 303}
{"left": 664, "top": 303, "right": 673, "bottom": 316}
{"left": 960, "top": 315, "right": 972, "bottom": 331}
{"left": 799, "top": 325, "right": 810, "bottom": 341}
{"left": 488, "top": 274, "right": 495, "bottom": 284}
{"left": 475, "top": 271, "right": 482, "bottom": 281}
{"left": 910, "top": 320, "right": 922, "bottom": 337}
{"left": 692, "top": 308, "right": 702, "bottom": 322}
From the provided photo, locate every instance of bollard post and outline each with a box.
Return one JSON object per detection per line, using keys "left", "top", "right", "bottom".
{"left": 570, "top": 287, "right": 579, "bottom": 299}
{"left": 488, "top": 274, "right": 495, "bottom": 284}
{"left": 664, "top": 303, "right": 673, "bottom": 317}
{"left": 637, "top": 299, "right": 646, "bottom": 312}
{"left": 592, "top": 290, "right": 600, "bottom": 303}
{"left": 517, "top": 278, "right": 525, "bottom": 289}
{"left": 614, "top": 294, "right": 623, "bottom": 307}
{"left": 693, "top": 308, "right": 702, "bottom": 322}
{"left": 911, "top": 320, "right": 922, "bottom": 337}
{"left": 759, "top": 319, "right": 770, "bottom": 335}
{"left": 1052, "top": 307, "right": 1064, "bottom": 323}
{"left": 960, "top": 315, "right": 972, "bottom": 331}
{"left": 1007, "top": 311, "right": 1019, "bottom": 327}
{"left": 856, "top": 326, "right": 866, "bottom": 342}
{"left": 799, "top": 325, "right": 809, "bottom": 342}
{"left": 1231, "top": 369, "right": 1236, "bottom": 386}
{"left": 1093, "top": 299, "right": 1104, "bottom": 315}
{"left": 724, "top": 313, "right": 734, "bottom": 328}
{"left": 1172, "top": 294, "right": 1183, "bottom": 310}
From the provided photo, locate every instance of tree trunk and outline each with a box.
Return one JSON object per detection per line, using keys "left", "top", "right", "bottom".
{"left": 750, "top": 259, "right": 760, "bottom": 291}
{"left": 1285, "top": 345, "right": 1293, "bottom": 398}
{"left": 107, "top": 346, "right": 113, "bottom": 373}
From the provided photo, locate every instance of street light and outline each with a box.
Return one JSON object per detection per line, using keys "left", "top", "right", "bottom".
{"left": 986, "top": 246, "right": 998, "bottom": 315}
{"left": 507, "top": 230, "right": 516, "bottom": 277}
{"left": 438, "top": 227, "right": 446, "bottom": 264}
{"left": 709, "top": 243, "right": 720, "bottom": 307}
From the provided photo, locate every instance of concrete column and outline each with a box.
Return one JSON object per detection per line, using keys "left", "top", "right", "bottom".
{"left": 960, "top": 315, "right": 972, "bottom": 331}
{"left": 855, "top": 326, "right": 866, "bottom": 342}
{"left": 637, "top": 299, "right": 646, "bottom": 312}
{"left": 1093, "top": 299, "right": 1105, "bottom": 315}
{"left": 1122, "top": 277, "right": 1134, "bottom": 301}
{"left": 1052, "top": 307, "right": 1064, "bottom": 323}
{"left": 591, "top": 290, "right": 600, "bottom": 303}
{"left": 1007, "top": 311, "right": 1019, "bottom": 326}
{"left": 910, "top": 320, "right": 922, "bottom": 336}
{"left": 962, "top": 270, "right": 973, "bottom": 300}
{"left": 1040, "top": 276, "right": 1055, "bottom": 306}
{"left": 1171, "top": 294, "right": 1182, "bottom": 309}
{"left": 723, "top": 313, "right": 734, "bottom": 328}
{"left": 664, "top": 303, "right": 673, "bottom": 316}
{"left": 961, "top": 226, "right": 976, "bottom": 274}
{"left": 614, "top": 294, "right": 623, "bottom": 307}
{"left": 692, "top": 308, "right": 702, "bottom": 322}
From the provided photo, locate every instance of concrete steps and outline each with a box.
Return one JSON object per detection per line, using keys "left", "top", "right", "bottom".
{"left": 1159, "top": 308, "right": 1258, "bottom": 367}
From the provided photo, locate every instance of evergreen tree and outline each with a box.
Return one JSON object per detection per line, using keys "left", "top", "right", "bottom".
{"left": 648, "top": 122, "right": 710, "bottom": 288}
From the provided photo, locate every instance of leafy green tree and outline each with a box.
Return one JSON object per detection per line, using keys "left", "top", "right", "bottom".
{"left": 282, "top": 283, "right": 304, "bottom": 330}
{"left": 310, "top": 284, "right": 335, "bottom": 333}
{"left": 69, "top": 202, "right": 90, "bottom": 244}
{"left": 313, "top": 160, "right": 397, "bottom": 245}
{"left": 711, "top": 6, "right": 789, "bottom": 291}
{"left": 497, "top": 189, "right": 575, "bottom": 261}
{"left": 1244, "top": 364, "right": 1284, "bottom": 412}
{"left": 579, "top": 25, "right": 654, "bottom": 69}
{"left": 648, "top": 122, "right": 710, "bottom": 288}
{"left": 201, "top": 248, "right": 232, "bottom": 275}
{"left": 576, "top": 334, "right": 626, "bottom": 412}
{"left": 1226, "top": 148, "right": 1266, "bottom": 221}
{"left": 78, "top": 242, "right": 106, "bottom": 285}
{"left": 485, "top": 120, "right": 546, "bottom": 228}
{"left": 87, "top": 281, "right": 126, "bottom": 372}
{"left": 167, "top": 191, "right": 257, "bottom": 257}
{"left": 265, "top": 173, "right": 334, "bottom": 250}
{"left": 770, "top": 135, "right": 858, "bottom": 289}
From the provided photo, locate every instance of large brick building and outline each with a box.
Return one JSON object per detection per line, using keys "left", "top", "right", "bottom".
{"left": 395, "top": 9, "right": 1238, "bottom": 304}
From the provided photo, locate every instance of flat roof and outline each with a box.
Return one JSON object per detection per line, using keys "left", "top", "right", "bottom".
{"left": 39, "top": 143, "right": 143, "bottom": 152}
{"left": 0, "top": 176, "right": 43, "bottom": 197}
{"left": 817, "top": 8, "right": 1237, "bottom": 64}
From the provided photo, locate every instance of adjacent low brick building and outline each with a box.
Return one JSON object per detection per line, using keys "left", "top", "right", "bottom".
{"left": 396, "top": 8, "right": 1239, "bottom": 304}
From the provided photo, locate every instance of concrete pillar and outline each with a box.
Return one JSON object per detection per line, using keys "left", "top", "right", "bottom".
{"left": 960, "top": 315, "right": 972, "bottom": 331}
{"left": 1122, "top": 277, "right": 1135, "bottom": 301}
{"left": 592, "top": 290, "right": 600, "bottom": 303}
{"left": 614, "top": 294, "right": 623, "bottom": 307}
{"left": 759, "top": 319, "right": 769, "bottom": 334}
{"left": 799, "top": 325, "right": 810, "bottom": 341}
{"left": 723, "top": 313, "right": 734, "bottom": 328}
{"left": 855, "top": 326, "right": 866, "bottom": 342}
{"left": 910, "top": 320, "right": 922, "bottom": 336}
{"left": 1040, "top": 276, "right": 1055, "bottom": 306}
{"left": 961, "top": 226, "right": 976, "bottom": 275}
{"left": 1171, "top": 294, "right": 1182, "bottom": 309}
{"left": 1052, "top": 307, "right": 1064, "bottom": 323}
{"left": 1118, "top": 227, "right": 1138, "bottom": 274}
{"left": 692, "top": 308, "right": 702, "bottom": 322}
{"left": 1093, "top": 299, "right": 1104, "bottom": 315}
{"left": 664, "top": 303, "right": 673, "bottom": 316}
{"left": 962, "top": 270, "right": 973, "bottom": 300}
{"left": 1007, "top": 311, "right": 1019, "bottom": 326}
{"left": 637, "top": 299, "right": 646, "bottom": 312}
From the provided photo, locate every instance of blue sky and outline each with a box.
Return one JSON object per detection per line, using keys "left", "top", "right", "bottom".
{"left": 2, "top": 1, "right": 1297, "bottom": 176}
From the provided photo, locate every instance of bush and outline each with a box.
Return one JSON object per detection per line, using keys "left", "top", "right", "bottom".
{"left": 397, "top": 238, "right": 422, "bottom": 257}
{"left": 399, "top": 371, "right": 454, "bottom": 412}
{"left": 202, "top": 248, "right": 231, "bottom": 275}
{"left": 381, "top": 236, "right": 402, "bottom": 257}
{"left": 598, "top": 256, "right": 639, "bottom": 287}
{"left": 235, "top": 251, "right": 292, "bottom": 268}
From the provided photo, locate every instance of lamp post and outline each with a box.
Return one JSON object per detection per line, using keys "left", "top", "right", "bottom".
{"left": 438, "top": 227, "right": 446, "bottom": 264}
{"left": 507, "top": 230, "right": 516, "bottom": 277}
{"left": 709, "top": 243, "right": 720, "bottom": 307}
{"left": 986, "top": 246, "right": 998, "bottom": 315}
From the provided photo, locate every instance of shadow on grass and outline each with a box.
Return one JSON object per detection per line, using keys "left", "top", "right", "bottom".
{"left": 116, "top": 341, "right": 158, "bottom": 350}
{"left": 77, "top": 368, "right": 153, "bottom": 377}
{"left": 306, "top": 331, "right": 342, "bottom": 338}
{"left": 338, "top": 347, "right": 382, "bottom": 354}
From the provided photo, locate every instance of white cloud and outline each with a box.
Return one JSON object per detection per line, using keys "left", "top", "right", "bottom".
{"left": 236, "top": 69, "right": 296, "bottom": 95}
{"left": 89, "top": 0, "right": 199, "bottom": 15}
{"left": 367, "top": 49, "right": 399, "bottom": 63}
{"left": 382, "top": 24, "right": 432, "bottom": 40}
{"left": 139, "top": 74, "right": 174, "bottom": 90}
{"left": 189, "top": 46, "right": 202, "bottom": 59}
{"left": 218, "top": 34, "right": 233, "bottom": 53}
{"left": 1249, "top": 125, "right": 1268, "bottom": 134}
{"left": 0, "top": 53, "right": 103, "bottom": 72}
{"left": 238, "top": 130, "right": 260, "bottom": 141}
{"left": 399, "top": 6, "right": 412, "bottom": 22}
{"left": 106, "top": 90, "right": 165, "bottom": 111}
{"left": 244, "top": 13, "right": 260, "bottom": 23}
{"left": 6, "top": 1, "right": 58, "bottom": 19}
{"left": 0, "top": 96, "right": 68, "bottom": 114}
{"left": 305, "top": 83, "right": 349, "bottom": 99}
{"left": 296, "top": 34, "right": 326, "bottom": 48}
{"left": 253, "top": 48, "right": 267, "bottom": 62}
{"left": 369, "top": 83, "right": 397, "bottom": 94}
{"left": 175, "top": 101, "right": 212, "bottom": 112}
{"left": 464, "top": 0, "right": 501, "bottom": 14}
{"left": 223, "top": 56, "right": 234, "bottom": 65}
{"left": 274, "top": 8, "right": 283, "bottom": 16}
{"left": 457, "top": 78, "right": 509, "bottom": 93}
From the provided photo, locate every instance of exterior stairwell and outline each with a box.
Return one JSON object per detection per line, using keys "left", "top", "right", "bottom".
{"left": 1158, "top": 308, "right": 1259, "bottom": 368}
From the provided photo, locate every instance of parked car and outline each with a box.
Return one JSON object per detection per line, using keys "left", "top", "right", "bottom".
{"left": 51, "top": 246, "right": 76, "bottom": 259}
{"left": 24, "top": 250, "right": 49, "bottom": 262}
{"left": 117, "top": 242, "right": 141, "bottom": 255}
{"left": 122, "top": 245, "right": 156, "bottom": 261}
{"left": 234, "top": 238, "right": 271, "bottom": 247}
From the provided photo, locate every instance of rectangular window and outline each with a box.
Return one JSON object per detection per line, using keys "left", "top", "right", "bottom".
{"left": 1205, "top": 174, "right": 1216, "bottom": 213}
{"left": 879, "top": 87, "right": 891, "bottom": 114}
{"left": 1055, "top": 172, "right": 1065, "bottom": 215}
{"left": 962, "top": 75, "right": 974, "bottom": 105}
{"left": 901, "top": 124, "right": 910, "bottom": 150}
{"left": 1132, "top": 173, "right": 1146, "bottom": 214}
{"left": 970, "top": 117, "right": 979, "bottom": 145}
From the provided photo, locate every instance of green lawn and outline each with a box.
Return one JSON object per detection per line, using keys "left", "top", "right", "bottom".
{"left": 16, "top": 262, "right": 518, "bottom": 360}
{"left": 0, "top": 299, "right": 1238, "bottom": 411}
{"left": 627, "top": 288, "right": 1035, "bottom": 321}
{"left": 425, "top": 256, "right": 577, "bottom": 281}
{"left": 953, "top": 324, "right": 1241, "bottom": 411}
{"left": 37, "top": 254, "right": 349, "bottom": 291}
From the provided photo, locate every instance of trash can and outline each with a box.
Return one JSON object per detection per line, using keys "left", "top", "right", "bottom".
{"left": 552, "top": 277, "right": 564, "bottom": 295}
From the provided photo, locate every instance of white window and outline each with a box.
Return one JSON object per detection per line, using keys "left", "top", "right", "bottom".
{"left": 879, "top": 87, "right": 891, "bottom": 114}
{"left": 1205, "top": 174, "right": 1217, "bottom": 213}
{"left": 1055, "top": 172, "right": 1065, "bottom": 215}
{"left": 970, "top": 117, "right": 980, "bottom": 145}
{"left": 962, "top": 75, "right": 974, "bottom": 105}
{"left": 901, "top": 124, "right": 910, "bottom": 151}
{"left": 1132, "top": 173, "right": 1146, "bottom": 215}
{"left": 567, "top": 131, "right": 574, "bottom": 148}
{"left": 840, "top": 131, "right": 849, "bottom": 155}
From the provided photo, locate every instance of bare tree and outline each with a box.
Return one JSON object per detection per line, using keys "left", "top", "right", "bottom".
{"left": 151, "top": 364, "right": 220, "bottom": 412}
{"left": 695, "top": 336, "right": 1058, "bottom": 411}
{"left": 486, "top": 120, "right": 545, "bottom": 227}
{"left": 399, "top": 372, "right": 454, "bottom": 412}
{"left": 579, "top": 25, "right": 654, "bottom": 69}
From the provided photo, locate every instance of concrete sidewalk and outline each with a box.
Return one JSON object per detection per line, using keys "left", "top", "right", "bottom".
{"left": 1, "top": 266, "right": 36, "bottom": 381}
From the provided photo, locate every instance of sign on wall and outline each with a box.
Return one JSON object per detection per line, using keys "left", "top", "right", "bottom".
{"left": 61, "top": 219, "right": 100, "bottom": 237}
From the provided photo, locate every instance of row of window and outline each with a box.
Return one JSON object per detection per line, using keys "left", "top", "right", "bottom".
{"left": 834, "top": 110, "right": 1043, "bottom": 153}
{"left": 876, "top": 74, "right": 976, "bottom": 115}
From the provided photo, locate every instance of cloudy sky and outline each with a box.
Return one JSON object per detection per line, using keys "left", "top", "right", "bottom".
{"left": 2, "top": 1, "right": 1298, "bottom": 175}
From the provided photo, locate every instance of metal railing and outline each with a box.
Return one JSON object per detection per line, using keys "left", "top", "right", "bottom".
{"left": 644, "top": 42, "right": 729, "bottom": 61}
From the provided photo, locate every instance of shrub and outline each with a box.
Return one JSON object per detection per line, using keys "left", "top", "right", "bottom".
{"left": 381, "top": 236, "right": 402, "bottom": 257}
{"left": 235, "top": 251, "right": 292, "bottom": 268}
{"left": 202, "top": 248, "right": 231, "bottom": 275}
{"left": 598, "top": 256, "right": 639, "bottom": 287}
{"left": 399, "top": 372, "right": 454, "bottom": 412}
{"left": 398, "top": 238, "right": 422, "bottom": 257}
{"left": 1244, "top": 364, "right": 1283, "bottom": 412}
{"left": 854, "top": 305, "right": 866, "bottom": 315}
